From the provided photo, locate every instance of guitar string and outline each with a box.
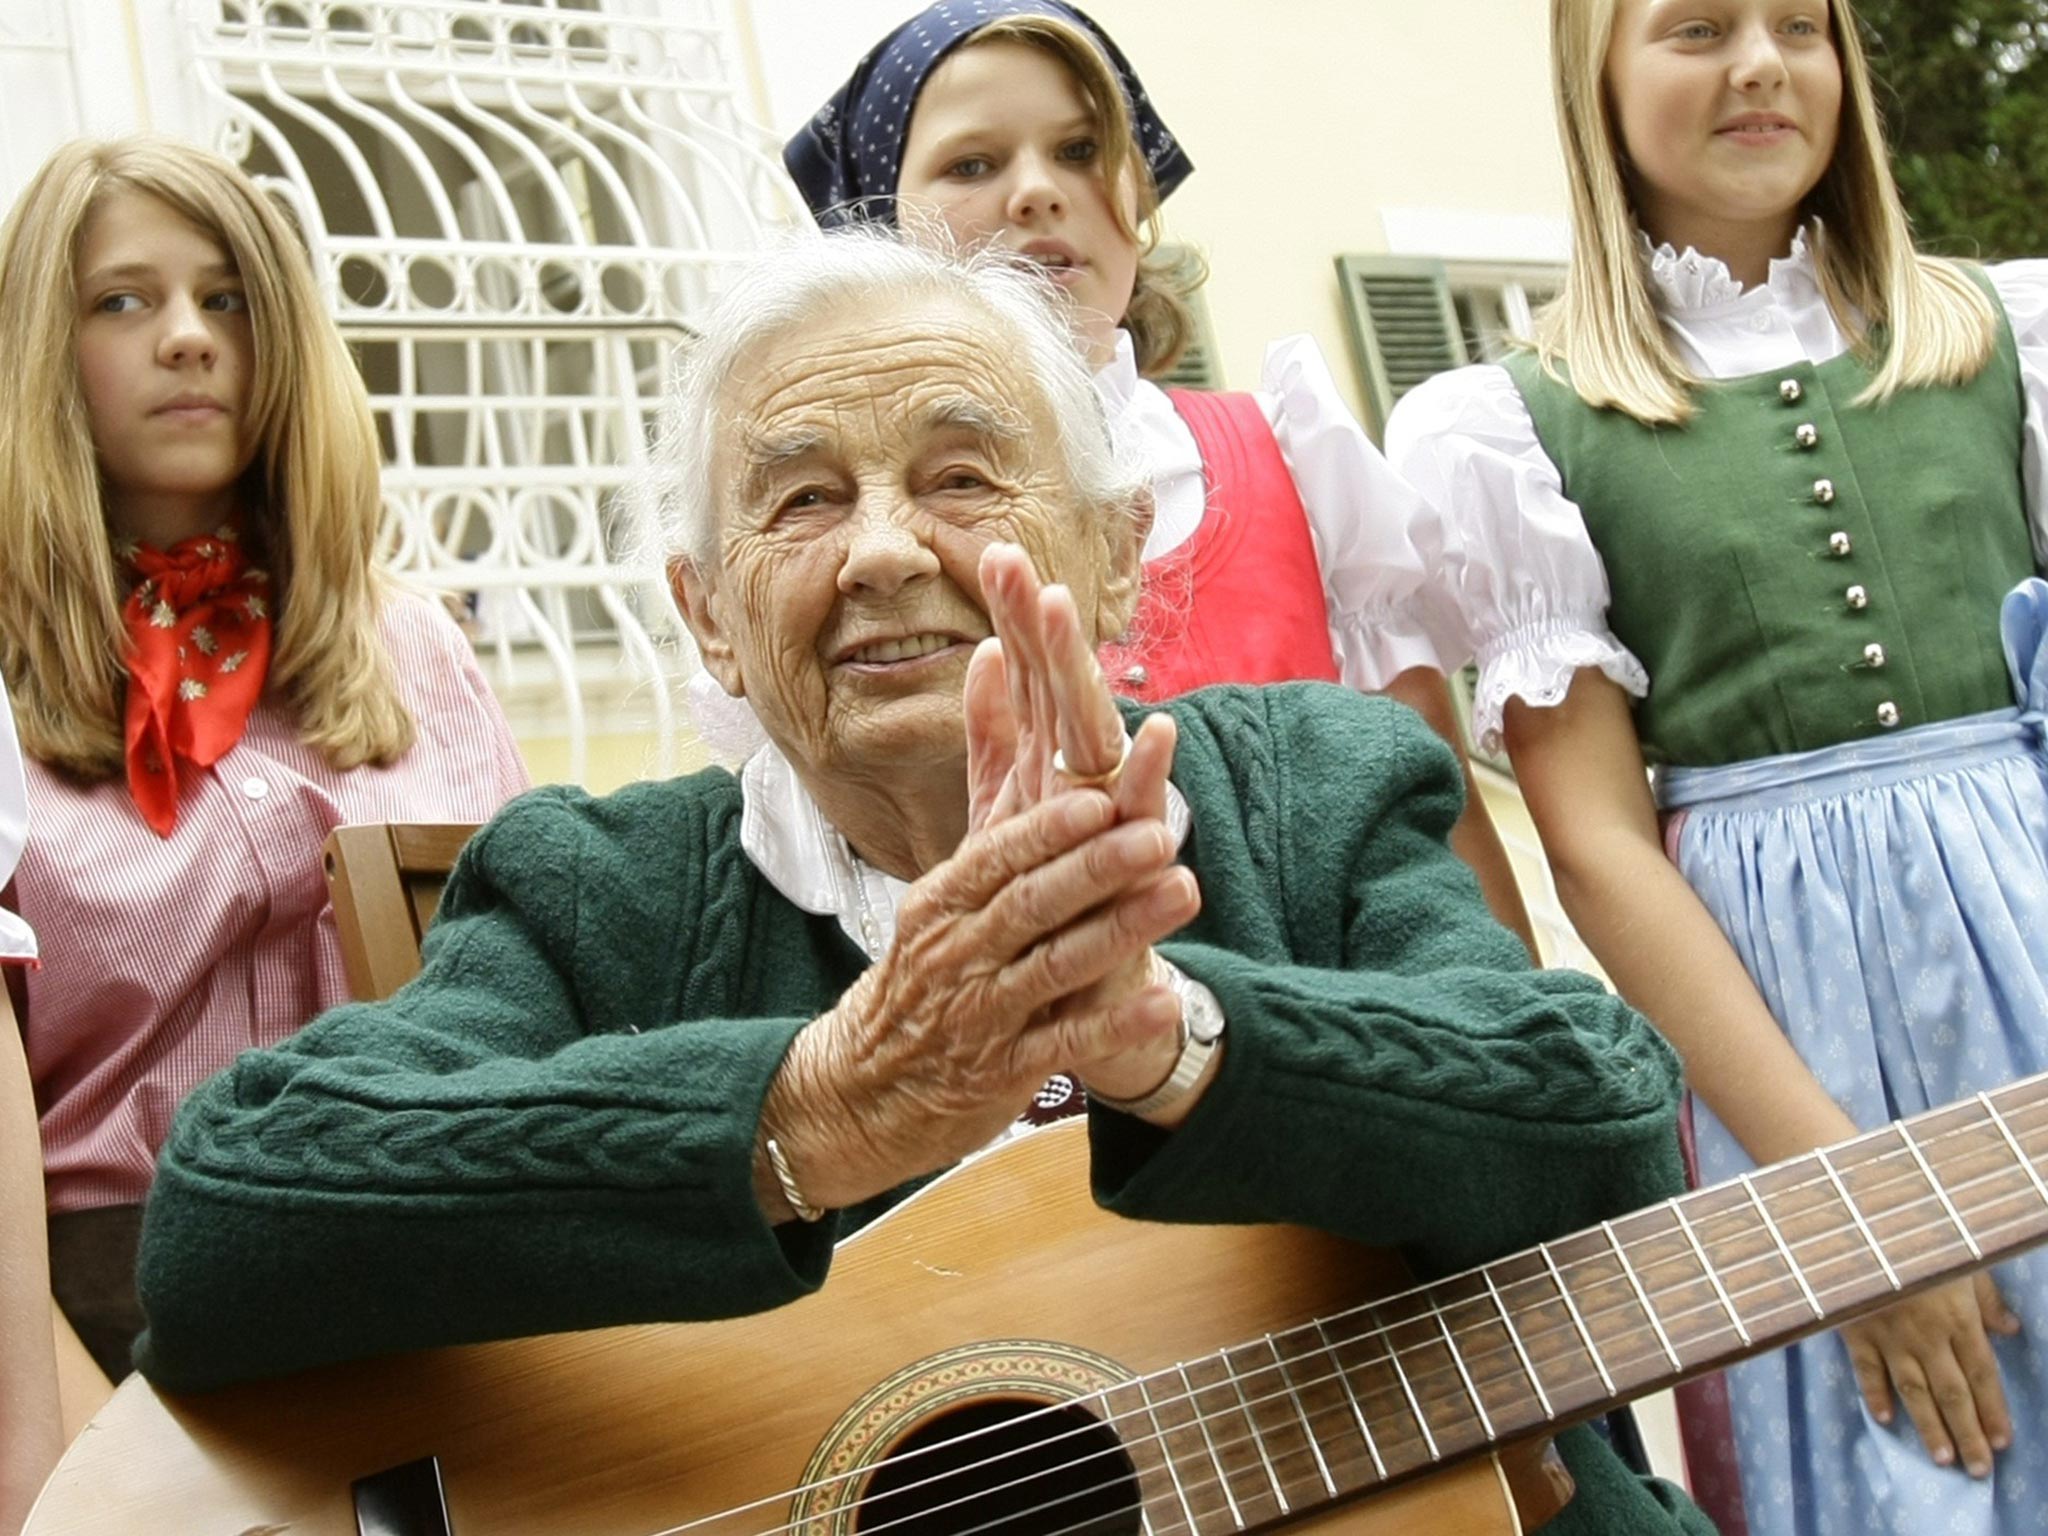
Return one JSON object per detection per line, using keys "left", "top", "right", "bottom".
{"left": 632, "top": 1095, "right": 2047, "bottom": 1536}
{"left": 1136, "top": 1097, "right": 2048, "bottom": 1437}
{"left": 787, "top": 1194, "right": 2048, "bottom": 1536}
{"left": 759, "top": 1090, "right": 2039, "bottom": 1529}
{"left": 719, "top": 1183, "right": 2048, "bottom": 1536}
{"left": 635, "top": 1098, "right": 2046, "bottom": 1536}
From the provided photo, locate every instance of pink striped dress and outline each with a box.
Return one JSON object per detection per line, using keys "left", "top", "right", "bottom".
{"left": 17, "top": 591, "right": 531, "bottom": 1213}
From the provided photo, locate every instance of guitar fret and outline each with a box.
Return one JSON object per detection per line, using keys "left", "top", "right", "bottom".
{"left": 1602, "top": 1219, "right": 1682, "bottom": 1373}
{"left": 1482, "top": 1267, "right": 1554, "bottom": 1420}
{"left": 1313, "top": 1318, "right": 1388, "bottom": 1480}
{"left": 1980, "top": 1093, "right": 2048, "bottom": 1209}
{"left": 1265, "top": 1335, "right": 1338, "bottom": 1499}
{"left": 1816, "top": 1147, "right": 1901, "bottom": 1291}
{"left": 1900, "top": 1124, "right": 1983, "bottom": 1260}
{"left": 1433, "top": 1308, "right": 1496, "bottom": 1440}
{"left": 1539, "top": 1242, "right": 1617, "bottom": 1396}
{"left": 1135, "top": 1372, "right": 1203, "bottom": 1535}
{"left": 1669, "top": 1197, "right": 1750, "bottom": 1345}
{"left": 1380, "top": 1317, "right": 1441, "bottom": 1462}
{"left": 1219, "top": 1346, "right": 1290, "bottom": 1514}
{"left": 1740, "top": 1173, "right": 1823, "bottom": 1319}
{"left": 1176, "top": 1363, "right": 1245, "bottom": 1532}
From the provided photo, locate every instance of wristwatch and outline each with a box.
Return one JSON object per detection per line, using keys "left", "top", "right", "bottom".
{"left": 1093, "top": 956, "right": 1226, "bottom": 1118}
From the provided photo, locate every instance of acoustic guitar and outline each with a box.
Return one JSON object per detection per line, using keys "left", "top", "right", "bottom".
{"left": 25, "top": 1071, "right": 2048, "bottom": 1536}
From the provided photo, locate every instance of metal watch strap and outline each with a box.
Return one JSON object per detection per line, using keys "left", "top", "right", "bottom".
{"left": 1091, "top": 958, "right": 1223, "bottom": 1118}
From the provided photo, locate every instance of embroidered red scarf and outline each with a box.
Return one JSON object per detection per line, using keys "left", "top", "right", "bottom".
{"left": 121, "top": 526, "right": 272, "bottom": 836}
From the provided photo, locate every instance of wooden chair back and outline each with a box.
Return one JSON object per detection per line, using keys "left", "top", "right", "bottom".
{"left": 322, "top": 823, "right": 479, "bottom": 1002}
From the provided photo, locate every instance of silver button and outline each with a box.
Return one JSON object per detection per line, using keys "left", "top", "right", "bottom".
{"left": 1846, "top": 584, "right": 1870, "bottom": 610}
{"left": 1796, "top": 423, "right": 1820, "bottom": 449}
{"left": 1119, "top": 664, "right": 1150, "bottom": 689}
{"left": 1864, "top": 642, "right": 1887, "bottom": 668}
{"left": 1813, "top": 478, "right": 1836, "bottom": 505}
{"left": 241, "top": 776, "right": 269, "bottom": 801}
{"left": 1829, "top": 531, "right": 1853, "bottom": 557}
{"left": 1876, "top": 701, "right": 1900, "bottom": 728}
{"left": 1780, "top": 379, "right": 1803, "bottom": 403}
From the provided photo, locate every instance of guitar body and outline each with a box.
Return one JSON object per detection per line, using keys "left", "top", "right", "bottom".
{"left": 29, "top": 1122, "right": 1562, "bottom": 1534}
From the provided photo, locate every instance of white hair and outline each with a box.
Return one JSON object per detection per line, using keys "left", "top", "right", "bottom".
{"left": 641, "top": 228, "right": 1149, "bottom": 572}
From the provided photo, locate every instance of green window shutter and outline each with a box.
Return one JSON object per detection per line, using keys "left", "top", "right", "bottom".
{"left": 1335, "top": 254, "right": 1469, "bottom": 441}
{"left": 1148, "top": 245, "right": 1224, "bottom": 390}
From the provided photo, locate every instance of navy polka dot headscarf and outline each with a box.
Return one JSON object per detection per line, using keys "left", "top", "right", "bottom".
{"left": 783, "top": 0, "right": 1193, "bottom": 230}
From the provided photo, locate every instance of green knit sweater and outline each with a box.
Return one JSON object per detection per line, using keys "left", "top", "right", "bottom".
{"left": 136, "top": 684, "right": 1708, "bottom": 1534}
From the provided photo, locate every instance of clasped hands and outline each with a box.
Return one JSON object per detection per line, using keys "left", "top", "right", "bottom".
{"left": 757, "top": 544, "right": 1202, "bottom": 1222}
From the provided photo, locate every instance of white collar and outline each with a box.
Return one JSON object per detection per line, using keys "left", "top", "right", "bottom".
{"left": 1092, "top": 329, "right": 1206, "bottom": 558}
{"left": 1095, "top": 327, "right": 1144, "bottom": 413}
{"left": 738, "top": 737, "right": 1194, "bottom": 960}
{"left": 1640, "top": 223, "right": 1820, "bottom": 314}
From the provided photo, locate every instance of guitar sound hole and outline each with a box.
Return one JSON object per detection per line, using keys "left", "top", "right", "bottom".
{"left": 855, "top": 1398, "right": 1141, "bottom": 1536}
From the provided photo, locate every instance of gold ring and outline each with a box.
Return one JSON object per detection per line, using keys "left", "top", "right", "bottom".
{"left": 1052, "top": 741, "right": 1128, "bottom": 791}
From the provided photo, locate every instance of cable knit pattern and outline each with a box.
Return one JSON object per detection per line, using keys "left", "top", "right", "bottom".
{"left": 140, "top": 776, "right": 860, "bottom": 1388}
{"left": 1098, "top": 686, "right": 1685, "bottom": 1279}
{"left": 137, "top": 685, "right": 1696, "bottom": 1536}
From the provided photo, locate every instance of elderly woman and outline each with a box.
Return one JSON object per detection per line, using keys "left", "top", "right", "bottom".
{"left": 132, "top": 235, "right": 1706, "bottom": 1534}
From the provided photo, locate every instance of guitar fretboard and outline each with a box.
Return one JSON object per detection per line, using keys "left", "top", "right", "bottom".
{"left": 1091, "top": 1075, "right": 2048, "bottom": 1533}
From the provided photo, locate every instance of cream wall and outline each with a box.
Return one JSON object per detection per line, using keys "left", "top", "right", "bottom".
{"left": 739, "top": 0, "right": 1571, "bottom": 418}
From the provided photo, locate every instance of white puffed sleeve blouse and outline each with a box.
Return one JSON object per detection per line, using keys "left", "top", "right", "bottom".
{"left": 1098, "top": 331, "right": 1467, "bottom": 689}
{"left": 1385, "top": 232, "right": 2048, "bottom": 753}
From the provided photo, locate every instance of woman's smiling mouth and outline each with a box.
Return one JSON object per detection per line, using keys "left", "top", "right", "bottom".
{"left": 1716, "top": 112, "right": 1799, "bottom": 143}
{"left": 838, "top": 632, "right": 976, "bottom": 668}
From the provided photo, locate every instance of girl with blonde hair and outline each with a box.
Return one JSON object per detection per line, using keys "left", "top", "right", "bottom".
{"left": 1388, "top": 2, "right": 2048, "bottom": 1533}
{"left": 0, "top": 137, "right": 528, "bottom": 1380}
{"left": 778, "top": 0, "right": 1535, "bottom": 950}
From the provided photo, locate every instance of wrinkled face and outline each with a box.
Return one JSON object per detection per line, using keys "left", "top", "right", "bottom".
{"left": 1606, "top": 0, "right": 1842, "bottom": 251}
{"left": 679, "top": 291, "right": 1141, "bottom": 787}
{"left": 74, "top": 189, "right": 258, "bottom": 544}
{"left": 897, "top": 40, "right": 1141, "bottom": 367}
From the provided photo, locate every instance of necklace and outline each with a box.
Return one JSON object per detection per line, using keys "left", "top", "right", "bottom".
{"left": 846, "top": 848, "right": 884, "bottom": 961}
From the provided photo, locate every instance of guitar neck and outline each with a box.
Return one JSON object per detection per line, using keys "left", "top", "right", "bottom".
{"left": 1108, "top": 1074, "right": 2048, "bottom": 1527}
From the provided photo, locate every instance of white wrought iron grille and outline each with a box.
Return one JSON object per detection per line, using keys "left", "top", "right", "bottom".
{"left": 184, "top": 0, "right": 807, "bottom": 782}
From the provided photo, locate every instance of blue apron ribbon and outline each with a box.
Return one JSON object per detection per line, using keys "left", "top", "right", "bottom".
{"left": 2001, "top": 575, "right": 2048, "bottom": 742}
{"left": 1657, "top": 579, "right": 2048, "bottom": 813}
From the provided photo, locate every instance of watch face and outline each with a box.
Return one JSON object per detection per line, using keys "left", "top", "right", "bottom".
{"left": 1156, "top": 956, "right": 1225, "bottom": 1046}
{"left": 1179, "top": 979, "right": 1226, "bottom": 1045}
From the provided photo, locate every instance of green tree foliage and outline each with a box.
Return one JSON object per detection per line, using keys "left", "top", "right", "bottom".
{"left": 1855, "top": 0, "right": 2048, "bottom": 257}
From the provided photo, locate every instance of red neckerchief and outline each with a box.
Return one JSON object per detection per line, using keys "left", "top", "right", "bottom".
{"left": 120, "top": 525, "right": 272, "bottom": 837}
